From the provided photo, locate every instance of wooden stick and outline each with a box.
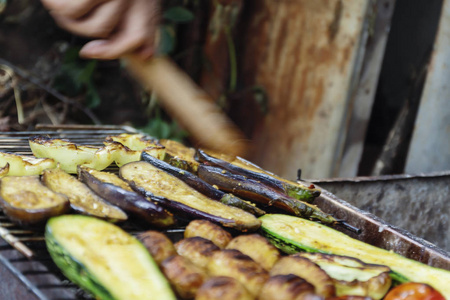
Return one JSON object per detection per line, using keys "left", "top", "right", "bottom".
{"left": 124, "top": 55, "right": 249, "bottom": 157}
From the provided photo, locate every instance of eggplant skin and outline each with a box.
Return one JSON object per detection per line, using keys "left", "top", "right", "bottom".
{"left": 78, "top": 166, "right": 175, "bottom": 227}
{"left": 0, "top": 176, "right": 70, "bottom": 226}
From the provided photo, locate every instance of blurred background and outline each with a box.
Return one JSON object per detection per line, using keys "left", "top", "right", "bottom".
{"left": 1, "top": 0, "right": 449, "bottom": 180}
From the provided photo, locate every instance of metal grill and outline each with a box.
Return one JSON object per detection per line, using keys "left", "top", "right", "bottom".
{"left": 1, "top": 125, "right": 450, "bottom": 300}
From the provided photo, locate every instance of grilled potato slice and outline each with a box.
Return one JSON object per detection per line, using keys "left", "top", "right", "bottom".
{"left": 137, "top": 230, "right": 177, "bottom": 265}
{"left": 225, "top": 233, "right": 281, "bottom": 271}
{"left": 161, "top": 255, "right": 208, "bottom": 299}
{"left": 175, "top": 237, "right": 220, "bottom": 268}
{"left": 258, "top": 274, "right": 319, "bottom": 300}
{"left": 184, "top": 219, "right": 233, "bottom": 249}
{"left": 295, "top": 253, "right": 391, "bottom": 300}
{"left": 0, "top": 176, "right": 69, "bottom": 226}
{"left": 196, "top": 276, "right": 254, "bottom": 300}
{"left": 0, "top": 151, "right": 56, "bottom": 176}
{"left": 270, "top": 255, "right": 336, "bottom": 298}
{"left": 42, "top": 168, "right": 127, "bottom": 222}
{"left": 206, "top": 249, "right": 269, "bottom": 297}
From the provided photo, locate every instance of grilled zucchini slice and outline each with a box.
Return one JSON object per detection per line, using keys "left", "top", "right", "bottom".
{"left": 45, "top": 215, "right": 176, "bottom": 300}
{"left": 259, "top": 214, "right": 450, "bottom": 299}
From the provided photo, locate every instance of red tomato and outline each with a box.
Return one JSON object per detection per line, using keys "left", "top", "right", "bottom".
{"left": 384, "top": 282, "right": 445, "bottom": 300}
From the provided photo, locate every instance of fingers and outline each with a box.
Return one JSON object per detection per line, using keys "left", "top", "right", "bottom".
{"left": 80, "top": 0, "right": 161, "bottom": 60}
{"left": 41, "top": 0, "right": 107, "bottom": 19}
{"left": 47, "top": 0, "right": 127, "bottom": 38}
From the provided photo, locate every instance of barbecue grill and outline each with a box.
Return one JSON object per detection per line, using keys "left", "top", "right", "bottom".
{"left": 1, "top": 125, "right": 449, "bottom": 300}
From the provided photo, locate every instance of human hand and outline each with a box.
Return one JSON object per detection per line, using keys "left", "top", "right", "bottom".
{"left": 40, "top": 0, "right": 160, "bottom": 60}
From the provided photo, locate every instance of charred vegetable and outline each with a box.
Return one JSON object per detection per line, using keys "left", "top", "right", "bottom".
{"left": 45, "top": 215, "right": 176, "bottom": 300}
{"left": 160, "top": 255, "right": 208, "bottom": 299}
{"left": 78, "top": 166, "right": 174, "bottom": 227}
{"left": 174, "top": 237, "right": 220, "bottom": 268}
{"left": 196, "top": 276, "right": 253, "bottom": 300}
{"left": 270, "top": 255, "right": 336, "bottom": 298}
{"left": 184, "top": 219, "right": 233, "bottom": 249}
{"left": 384, "top": 282, "right": 445, "bottom": 300}
{"left": 0, "top": 151, "right": 56, "bottom": 176}
{"left": 119, "top": 161, "right": 261, "bottom": 231}
{"left": 137, "top": 230, "right": 177, "bottom": 265}
{"left": 30, "top": 136, "right": 115, "bottom": 173}
{"left": 42, "top": 168, "right": 127, "bottom": 222}
{"left": 141, "top": 151, "right": 265, "bottom": 216}
{"left": 160, "top": 139, "right": 199, "bottom": 173}
{"left": 296, "top": 252, "right": 391, "bottom": 299}
{"left": 105, "top": 133, "right": 161, "bottom": 150}
{"left": 0, "top": 163, "right": 8, "bottom": 177}
{"left": 260, "top": 214, "right": 450, "bottom": 299}
{"left": 225, "top": 233, "right": 281, "bottom": 271}
{"left": 196, "top": 149, "right": 320, "bottom": 202}
{"left": 206, "top": 249, "right": 269, "bottom": 297}
{"left": 198, "top": 165, "right": 335, "bottom": 224}
{"left": 259, "top": 274, "right": 319, "bottom": 300}
{"left": 0, "top": 176, "right": 69, "bottom": 226}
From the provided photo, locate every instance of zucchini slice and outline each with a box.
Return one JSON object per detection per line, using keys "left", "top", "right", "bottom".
{"left": 259, "top": 214, "right": 450, "bottom": 299}
{"left": 45, "top": 215, "right": 176, "bottom": 300}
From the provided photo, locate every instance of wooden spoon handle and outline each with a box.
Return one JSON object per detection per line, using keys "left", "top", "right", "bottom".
{"left": 124, "top": 54, "right": 249, "bottom": 157}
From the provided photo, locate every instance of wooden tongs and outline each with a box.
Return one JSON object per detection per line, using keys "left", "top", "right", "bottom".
{"left": 124, "top": 55, "right": 249, "bottom": 157}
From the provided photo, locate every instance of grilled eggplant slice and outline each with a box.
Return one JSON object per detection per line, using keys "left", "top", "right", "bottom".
{"left": 0, "top": 151, "right": 56, "bottom": 176}
{"left": 174, "top": 237, "right": 220, "bottom": 268}
{"left": 258, "top": 274, "right": 319, "bottom": 300}
{"left": 119, "top": 161, "right": 261, "bottom": 231}
{"left": 42, "top": 168, "right": 127, "bottom": 222}
{"left": 30, "top": 136, "right": 115, "bottom": 174}
{"left": 0, "top": 176, "right": 69, "bottom": 226}
{"left": 270, "top": 255, "right": 336, "bottom": 298}
{"left": 141, "top": 151, "right": 265, "bottom": 216}
{"left": 207, "top": 249, "right": 269, "bottom": 297}
{"left": 137, "top": 230, "right": 177, "bottom": 265}
{"left": 260, "top": 214, "right": 450, "bottom": 299}
{"left": 196, "top": 276, "right": 254, "bottom": 300}
{"left": 161, "top": 255, "right": 208, "bottom": 299}
{"left": 296, "top": 253, "right": 391, "bottom": 299}
{"left": 198, "top": 165, "right": 335, "bottom": 224}
{"left": 78, "top": 165, "right": 174, "bottom": 227}
{"left": 225, "top": 233, "right": 281, "bottom": 271}
{"left": 196, "top": 149, "right": 320, "bottom": 202}
{"left": 45, "top": 215, "right": 176, "bottom": 300}
{"left": 184, "top": 219, "right": 233, "bottom": 249}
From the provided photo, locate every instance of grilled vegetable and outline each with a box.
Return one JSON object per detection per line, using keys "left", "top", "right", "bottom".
{"left": 105, "top": 133, "right": 161, "bottom": 150}
{"left": 198, "top": 165, "right": 335, "bottom": 224}
{"left": 30, "top": 136, "right": 115, "bottom": 173}
{"left": 384, "top": 282, "right": 445, "bottom": 300}
{"left": 141, "top": 151, "right": 265, "bottom": 216}
{"left": 174, "top": 237, "right": 220, "bottom": 268}
{"left": 107, "top": 141, "right": 166, "bottom": 167}
{"left": 195, "top": 276, "right": 253, "bottom": 300}
{"left": 161, "top": 255, "right": 208, "bottom": 299}
{"left": 119, "top": 161, "right": 261, "bottom": 231}
{"left": 225, "top": 233, "right": 281, "bottom": 271}
{"left": 258, "top": 274, "right": 318, "bottom": 300}
{"left": 196, "top": 149, "right": 320, "bottom": 202}
{"left": 160, "top": 139, "right": 199, "bottom": 173}
{"left": 184, "top": 219, "right": 233, "bottom": 249}
{"left": 296, "top": 253, "right": 391, "bottom": 299}
{"left": 0, "top": 176, "right": 69, "bottom": 226}
{"left": 78, "top": 166, "right": 174, "bottom": 227}
{"left": 45, "top": 215, "right": 176, "bottom": 300}
{"left": 137, "top": 230, "right": 177, "bottom": 265}
{"left": 206, "top": 249, "right": 269, "bottom": 297}
{"left": 42, "top": 168, "right": 127, "bottom": 222}
{"left": 260, "top": 214, "right": 450, "bottom": 299}
{"left": 270, "top": 255, "right": 336, "bottom": 298}
{"left": 0, "top": 151, "right": 56, "bottom": 176}
{"left": 0, "top": 163, "right": 8, "bottom": 177}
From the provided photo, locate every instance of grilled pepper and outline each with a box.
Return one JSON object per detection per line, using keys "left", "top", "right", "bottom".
{"left": 0, "top": 151, "right": 56, "bottom": 176}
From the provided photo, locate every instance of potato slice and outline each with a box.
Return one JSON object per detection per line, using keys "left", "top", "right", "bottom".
{"left": 196, "top": 276, "right": 253, "bottom": 300}
{"left": 137, "top": 230, "right": 177, "bottom": 265}
{"left": 259, "top": 274, "right": 319, "bottom": 300}
{"left": 174, "top": 237, "right": 220, "bottom": 268}
{"left": 296, "top": 253, "right": 391, "bottom": 300}
{"left": 184, "top": 219, "right": 232, "bottom": 249}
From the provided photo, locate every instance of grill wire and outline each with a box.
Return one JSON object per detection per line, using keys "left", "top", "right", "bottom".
{"left": 0, "top": 125, "right": 168, "bottom": 300}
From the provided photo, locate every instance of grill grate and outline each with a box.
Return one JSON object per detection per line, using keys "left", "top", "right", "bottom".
{"left": 0, "top": 125, "right": 148, "bottom": 300}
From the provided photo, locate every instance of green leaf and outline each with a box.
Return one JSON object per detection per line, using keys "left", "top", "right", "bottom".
{"left": 163, "top": 6, "right": 194, "bottom": 23}
{"left": 157, "top": 25, "right": 176, "bottom": 55}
